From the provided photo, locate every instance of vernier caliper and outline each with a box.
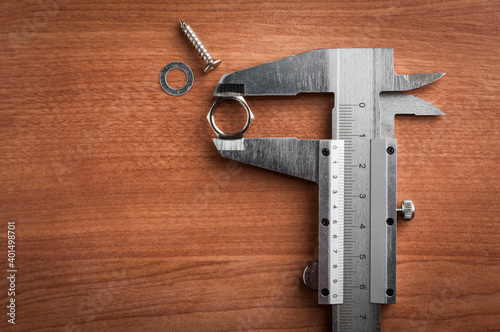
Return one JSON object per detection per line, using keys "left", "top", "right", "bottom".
{"left": 206, "top": 49, "right": 444, "bottom": 331}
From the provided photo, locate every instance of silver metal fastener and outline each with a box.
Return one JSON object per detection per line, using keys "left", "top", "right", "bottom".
{"left": 159, "top": 61, "right": 194, "bottom": 96}
{"left": 179, "top": 19, "right": 221, "bottom": 73}
{"left": 397, "top": 200, "right": 415, "bottom": 220}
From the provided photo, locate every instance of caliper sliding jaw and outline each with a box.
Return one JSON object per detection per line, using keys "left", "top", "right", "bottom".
{"left": 208, "top": 49, "right": 444, "bottom": 331}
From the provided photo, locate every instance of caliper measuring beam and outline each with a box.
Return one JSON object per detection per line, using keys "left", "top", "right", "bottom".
{"left": 206, "top": 49, "right": 444, "bottom": 331}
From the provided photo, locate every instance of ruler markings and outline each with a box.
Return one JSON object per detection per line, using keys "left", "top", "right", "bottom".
{"left": 329, "top": 140, "right": 345, "bottom": 304}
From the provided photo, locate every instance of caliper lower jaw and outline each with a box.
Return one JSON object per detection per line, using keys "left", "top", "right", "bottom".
{"left": 212, "top": 138, "right": 320, "bottom": 182}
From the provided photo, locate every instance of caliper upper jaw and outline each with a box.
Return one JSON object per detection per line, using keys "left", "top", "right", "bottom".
{"left": 375, "top": 47, "right": 445, "bottom": 92}
{"left": 387, "top": 72, "right": 446, "bottom": 92}
{"left": 213, "top": 49, "right": 333, "bottom": 97}
{"left": 213, "top": 48, "right": 445, "bottom": 97}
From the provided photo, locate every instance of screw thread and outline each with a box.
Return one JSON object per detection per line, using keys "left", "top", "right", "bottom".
{"left": 180, "top": 20, "right": 214, "bottom": 65}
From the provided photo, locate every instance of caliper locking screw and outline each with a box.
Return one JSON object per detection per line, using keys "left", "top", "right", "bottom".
{"left": 179, "top": 19, "right": 221, "bottom": 73}
{"left": 386, "top": 147, "right": 395, "bottom": 155}
{"left": 397, "top": 200, "right": 415, "bottom": 221}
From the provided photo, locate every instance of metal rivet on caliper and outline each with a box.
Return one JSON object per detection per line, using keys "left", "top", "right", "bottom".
{"left": 179, "top": 19, "right": 221, "bottom": 73}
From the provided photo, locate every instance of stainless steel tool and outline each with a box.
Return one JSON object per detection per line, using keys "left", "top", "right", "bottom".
{"left": 207, "top": 48, "right": 444, "bottom": 331}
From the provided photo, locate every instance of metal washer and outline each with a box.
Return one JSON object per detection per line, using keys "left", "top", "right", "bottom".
{"left": 159, "top": 62, "right": 194, "bottom": 96}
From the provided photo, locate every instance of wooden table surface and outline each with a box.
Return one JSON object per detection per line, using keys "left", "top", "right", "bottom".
{"left": 1, "top": 0, "right": 499, "bottom": 331}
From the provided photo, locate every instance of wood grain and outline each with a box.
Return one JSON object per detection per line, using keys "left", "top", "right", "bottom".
{"left": 0, "top": 0, "right": 499, "bottom": 331}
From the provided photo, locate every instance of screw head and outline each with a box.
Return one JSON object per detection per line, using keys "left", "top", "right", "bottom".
{"left": 386, "top": 146, "right": 395, "bottom": 155}
{"left": 321, "top": 218, "right": 329, "bottom": 226}
{"left": 204, "top": 59, "right": 222, "bottom": 73}
{"left": 321, "top": 288, "right": 329, "bottom": 296}
{"left": 322, "top": 148, "right": 330, "bottom": 156}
